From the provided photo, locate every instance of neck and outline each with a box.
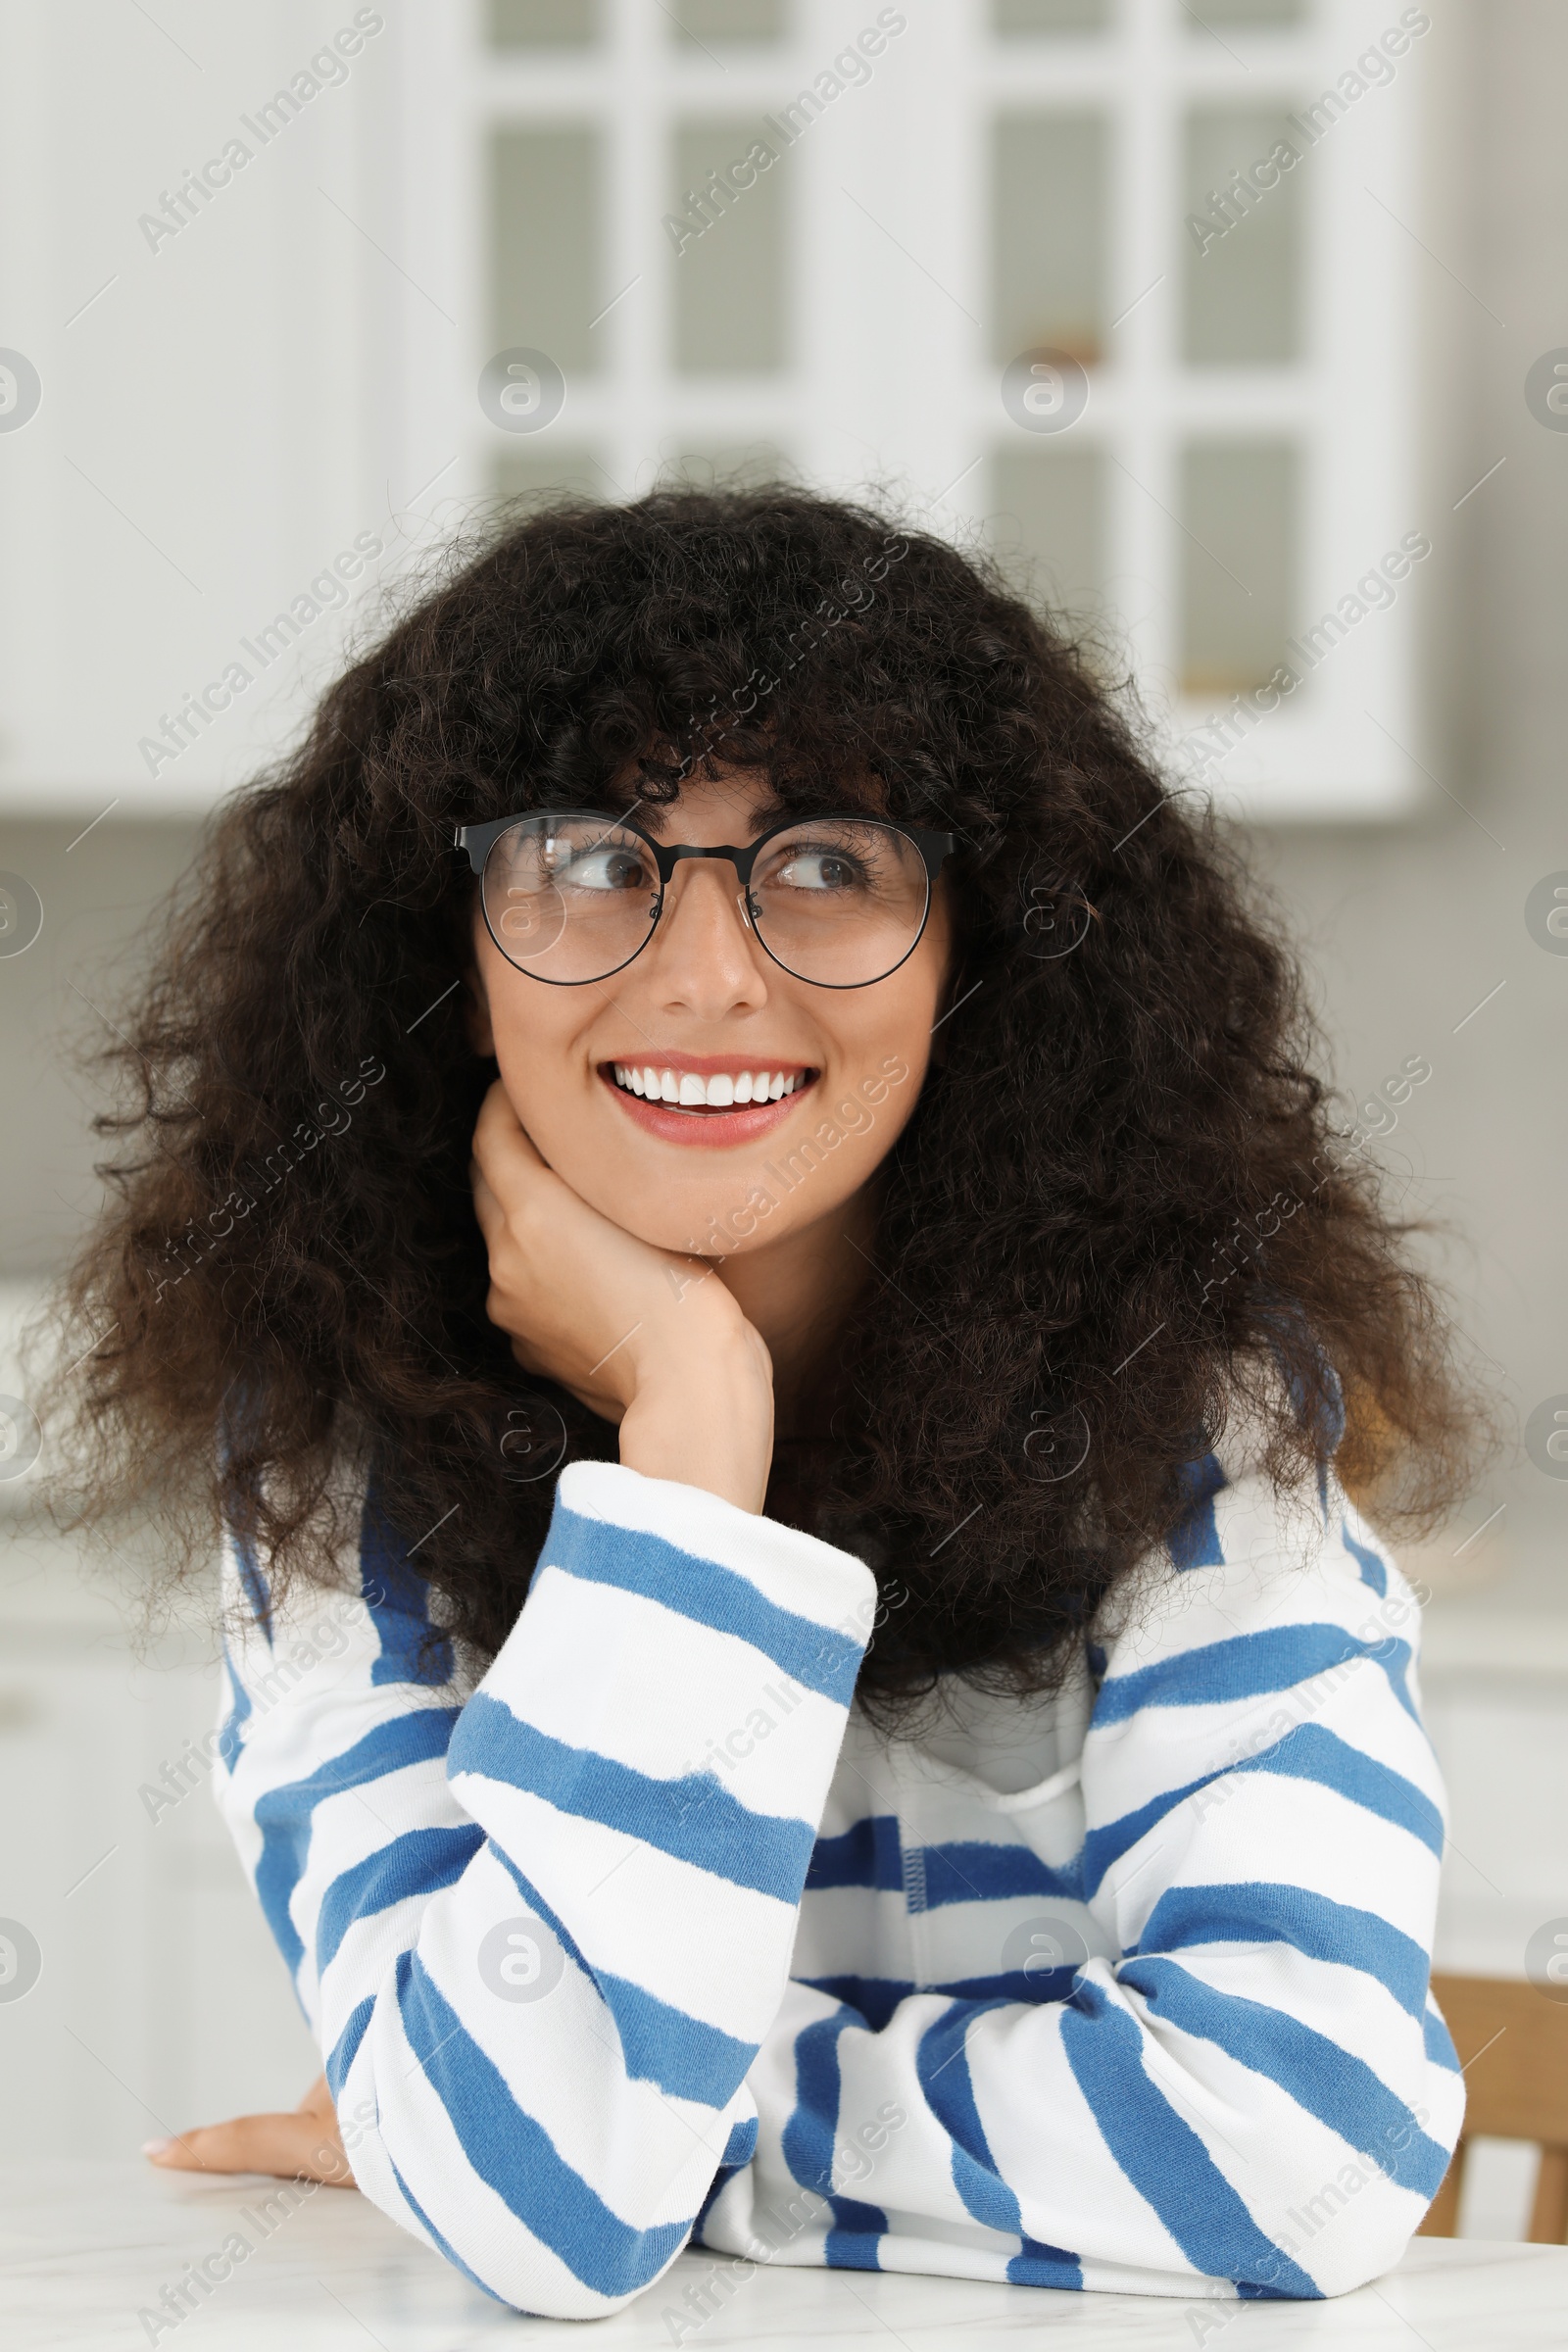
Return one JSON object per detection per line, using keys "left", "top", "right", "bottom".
{"left": 711, "top": 1184, "right": 878, "bottom": 1433}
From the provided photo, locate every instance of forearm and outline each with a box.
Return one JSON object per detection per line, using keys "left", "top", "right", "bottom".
{"left": 218, "top": 1460, "right": 876, "bottom": 2317}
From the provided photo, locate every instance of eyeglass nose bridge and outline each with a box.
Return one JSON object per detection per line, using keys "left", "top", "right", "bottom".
{"left": 648, "top": 842, "right": 762, "bottom": 933}
{"left": 652, "top": 840, "right": 755, "bottom": 881}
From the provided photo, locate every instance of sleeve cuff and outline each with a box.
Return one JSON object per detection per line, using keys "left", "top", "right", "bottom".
{"left": 555, "top": 1458, "right": 879, "bottom": 1638}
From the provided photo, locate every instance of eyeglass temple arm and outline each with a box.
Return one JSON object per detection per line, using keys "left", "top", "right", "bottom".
{"left": 454, "top": 818, "right": 508, "bottom": 875}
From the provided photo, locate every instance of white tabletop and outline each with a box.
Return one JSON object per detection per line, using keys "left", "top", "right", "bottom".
{"left": 3, "top": 2163, "right": 1565, "bottom": 2349}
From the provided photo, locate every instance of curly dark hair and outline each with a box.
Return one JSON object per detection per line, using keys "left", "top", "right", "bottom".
{"left": 44, "top": 484, "right": 1486, "bottom": 1719}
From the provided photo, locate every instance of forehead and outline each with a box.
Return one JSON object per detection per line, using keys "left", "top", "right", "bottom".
{"left": 638, "top": 770, "right": 785, "bottom": 840}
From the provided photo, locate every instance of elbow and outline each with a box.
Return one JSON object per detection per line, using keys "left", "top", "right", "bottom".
{"left": 357, "top": 2134, "right": 701, "bottom": 2321}
{"left": 1298, "top": 2180, "right": 1429, "bottom": 2298}
{"left": 387, "top": 2197, "right": 698, "bottom": 2323}
{"left": 1260, "top": 2131, "right": 1450, "bottom": 2298}
{"left": 485, "top": 2272, "right": 673, "bottom": 2325}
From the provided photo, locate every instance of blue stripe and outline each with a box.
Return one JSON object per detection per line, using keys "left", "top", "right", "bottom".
{"left": 394, "top": 1950, "right": 692, "bottom": 2298}
{"left": 387, "top": 2150, "right": 514, "bottom": 2308}
{"left": 1081, "top": 1722, "right": 1444, "bottom": 1898}
{"left": 592, "top": 1968, "right": 757, "bottom": 2109}
{"left": 1059, "top": 1979, "right": 1320, "bottom": 2296}
{"left": 218, "top": 1643, "right": 252, "bottom": 1772}
{"left": 450, "top": 1693, "right": 816, "bottom": 1904}
{"left": 781, "top": 2007, "right": 887, "bottom": 2268}
{"left": 233, "top": 1529, "right": 271, "bottom": 1642}
{"left": 800, "top": 1968, "right": 1083, "bottom": 2029}
{"left": 324, "top": 1996, "right": 374, "bottom": 2099}
{"left": 920, "top": 1839, "right": 1084, "bottom": 1912}
{"left": 1170, "top": 1453, "right": 1227, "bottom": 1571}
{"left": 488, "top": 1843, "right": 757, "bottom": 2108}
{"left": 360, "top": 1478, "right": 455, "bottom": 1688}
{"left": 252, "top": 1707, "right": 460, "bottom": 1978}
{"left": 807, "top": 1815, "right": 903, "bottom": 1892}
{"left": 1368, "top": 1637, "right": 1418, "bottom": 1721}
{"left": 1010, "top": 2235, "right": 1086, "bottom": 2288}
{"left": 914, "top": 2000, "right": 1081, "bottom": 2287}
{"left": 917, "top": 1998, "right": 1024, "bottom": 2232}
{"left": 317, "top": 1824, "right": 482, "bottom": 1972}
{"left": 800, "top": 1975, "right": 914, "bottom": 2032}
{"left": 1265, "top": 1321, "right": 1347, "bottom": 1457}
{"left": 914, "top": 2008, "right": 1085, "bottom": 2290}
{"left": 548, "top": 1503, "right": 865, "bottom": 1704}
{"left": 1132, "top": 1882, "right": 1431, "bottom": 2020}
{"left": 1117, "top": 1956, "right": 1450, "bottom": 2200}
{"left": 804, "top": 1821, "right": 1084, "bottom": 1909}
{"left": 1094, "top": 1624, "right": 1417, "bottom": 1728}
{"left": 1243, "top": 1725, "right": 1444, "bottom": 1857}
{"left": 694, "top": 2115, "right": 761, "bottom": 2236}
{"left": 1341, "top": 1522, "right": 1388, "bottom": 1598}
{"left": 1423, "top": 2005, "right": 1460, "bottom": 2072}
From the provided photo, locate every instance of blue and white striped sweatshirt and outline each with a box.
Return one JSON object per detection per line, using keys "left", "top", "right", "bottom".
{"left": 213, "top": 1433, "right": 1462, "bottom": 2317}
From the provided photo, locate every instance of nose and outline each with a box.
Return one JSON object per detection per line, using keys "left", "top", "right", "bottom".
{"left": 639, "top": 857, "right": 770, "bottom": 1020}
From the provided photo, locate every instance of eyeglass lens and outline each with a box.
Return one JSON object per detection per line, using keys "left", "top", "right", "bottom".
{"left": 480, "top": 813, "right": 932, "bottom": 987}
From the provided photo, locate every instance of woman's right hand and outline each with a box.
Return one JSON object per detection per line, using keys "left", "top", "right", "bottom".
{"left": 470, "top": 1079, "right": 775, "bottom": 1512}
{"left": 144, "top": 2073, "right": 353, "bottom": 2187}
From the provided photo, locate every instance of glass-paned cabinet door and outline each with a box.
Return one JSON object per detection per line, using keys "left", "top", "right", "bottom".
{"left": 491, "top": 127, "right": 604, "bottom": 377}
{"left": 488, "top": 0, "right": 599, "bottom": 46}
{"left": 672, "top": 118, "right": 788, "bottom": 375}
{"left": 992, "top": 115, "right": 1108, "bottom": 367}
{"left": 994, "top": 0, "right": 1110, "bottom": 31}
{"left": 1182, "top": 106, "right": 1303, "bottom": 366}
{"left": 670, "top": 0, "right": 787, "bottom": 41}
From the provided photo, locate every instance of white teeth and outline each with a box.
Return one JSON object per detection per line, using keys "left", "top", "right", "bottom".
{"left": 612, "top": 1065, "right": 808, "bottom": 1106}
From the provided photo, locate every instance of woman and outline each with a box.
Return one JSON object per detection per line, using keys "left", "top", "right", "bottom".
{"left": 57, "top": 487, "right": 1482, "bottom": 2316}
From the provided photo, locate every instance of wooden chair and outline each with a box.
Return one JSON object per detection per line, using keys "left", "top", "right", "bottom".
{"left": 1418, "top": 1973, "right": 1568, "bottom": 2241}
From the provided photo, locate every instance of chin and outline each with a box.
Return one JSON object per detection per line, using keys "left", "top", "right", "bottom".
{"left": 617, "top": 1190, "right": 786, "bottom": 1261}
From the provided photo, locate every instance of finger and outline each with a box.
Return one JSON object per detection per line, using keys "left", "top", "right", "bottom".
{"left": 144, "top": 2111, "right": 355, "bottom": 2187}
{"left": 469, "top": 1156, "right": 504, "bottom": 1242}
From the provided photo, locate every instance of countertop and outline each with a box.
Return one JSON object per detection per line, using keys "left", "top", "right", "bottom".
{"left": 3, "top": 2163, "right": 1566, "bottom": 2348}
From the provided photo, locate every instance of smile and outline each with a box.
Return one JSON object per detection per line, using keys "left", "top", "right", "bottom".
{"left": 612, "top": 1063, "right": 809, "bottom": 1106}
{"left": 599, "top": 1058, "right": 818, "bottom": 1147}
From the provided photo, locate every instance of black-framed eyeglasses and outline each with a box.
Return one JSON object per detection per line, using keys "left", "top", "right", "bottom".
{"left": 454, "top": 808, "right": 955, "bottom": 990}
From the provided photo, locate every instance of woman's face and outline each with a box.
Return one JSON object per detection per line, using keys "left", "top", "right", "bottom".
{"left": 467, "top": 771, "right": 953, "bottom": 1257}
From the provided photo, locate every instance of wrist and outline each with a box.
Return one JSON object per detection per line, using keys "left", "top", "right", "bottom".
{"left": 624, "top": 1274, "right": 750, "bottom": 1391}
{"left": 618, "top": 1311, "right": 774, "bottom": 1512}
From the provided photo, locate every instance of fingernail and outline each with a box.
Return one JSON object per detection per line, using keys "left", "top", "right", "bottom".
{"left": 142, "top": 2137, "right": 173, "bottom": 2158}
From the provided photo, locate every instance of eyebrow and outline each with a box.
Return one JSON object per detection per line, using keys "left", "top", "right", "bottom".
{"left": 640, "top": 799, "right": 791, "bottom": 840}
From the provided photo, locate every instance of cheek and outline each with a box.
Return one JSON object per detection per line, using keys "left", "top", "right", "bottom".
{"left": 480, "top": 960, "right": 592, "bottom": 1132}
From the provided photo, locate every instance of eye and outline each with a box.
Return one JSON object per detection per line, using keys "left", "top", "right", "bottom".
{"left": 556, "top": 845, "right": 648, "bottom": 892}
{"left": 771, "top": 847, "right": 865, "bottom": 893}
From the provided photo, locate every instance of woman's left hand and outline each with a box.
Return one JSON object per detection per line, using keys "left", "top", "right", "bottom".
{"left": 143, "top": 2072, "right": 354, "bottom": 2186}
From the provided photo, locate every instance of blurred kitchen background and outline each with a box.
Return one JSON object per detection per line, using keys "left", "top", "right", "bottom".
{"left": 1, "top": 0, "right": 1564, "bottom": 2239}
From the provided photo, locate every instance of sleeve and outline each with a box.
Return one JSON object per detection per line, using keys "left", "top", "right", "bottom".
{"left": 212, "top": 1458, "right": 877, "bottom": 2319}
{"left": 698, "top": 1463, "right": 1464, "bottom": 2302}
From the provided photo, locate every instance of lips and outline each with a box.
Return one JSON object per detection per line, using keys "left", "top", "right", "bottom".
{"left": 598, "top": 1056, "right": 818, "bottom": 1148}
